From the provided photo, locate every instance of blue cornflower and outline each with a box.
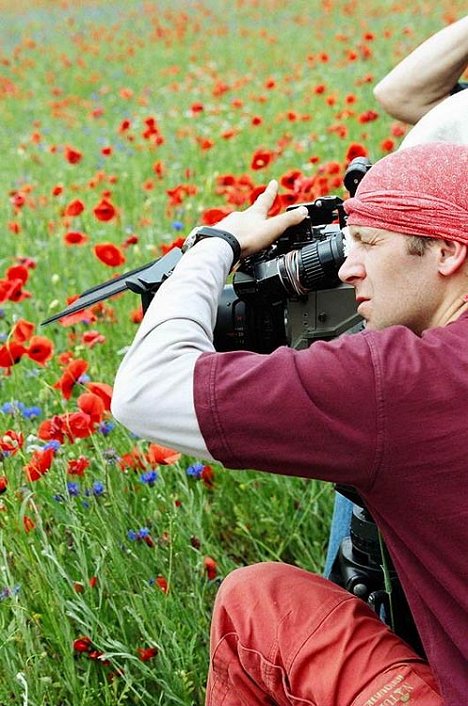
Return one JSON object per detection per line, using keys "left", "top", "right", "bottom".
{"left": 172, "top": 220, "right": 184, "bottom": 231}
{"left": 43, "top": 440, "right": 61, "bottom": 452}
{"left": 53, "top": 494, "right": 65, "bottom": 503}
{"left": 92, "top": 481, "right": 105, "bottom": 496}
{"left": 140, "top": 470, "right": 158, "bottom": 486}
{"left": 127, "top": 530, "right": 138, "bottom": 541}
{"left": 78, "top": 374, "right": 90, "bottom": 384}
{"left": 98, "top": 421, "right": 115, "bottom": 436}
{"left": 0, "top": 585, "right": 19, "bottom": 600}
{"left": 22, "top": 405, "right": 42, "bottom": 419}
{"left": 67, "top": 482, "right": 80, "bottom": 497}
{"left": 1, "top": 401, "right": 19, "bottom": 414}
{"left": 186, "top": 462, "right": 204, "bottom": 479}
{"left": 137, "top": 527, "right": 150, "bottom": 539}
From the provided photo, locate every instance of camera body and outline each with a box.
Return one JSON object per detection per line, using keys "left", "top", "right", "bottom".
{"left": 214, "top": 196, "right": 362, "bottom": 354}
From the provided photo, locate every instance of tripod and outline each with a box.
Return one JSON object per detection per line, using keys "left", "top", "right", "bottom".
{"left": 328, "top": 486, "right": 424, "bottom": 657}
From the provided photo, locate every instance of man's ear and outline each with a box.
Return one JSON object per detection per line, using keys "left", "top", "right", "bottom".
{"left": 437, "top": 239, "right": 467, "bottom": 277}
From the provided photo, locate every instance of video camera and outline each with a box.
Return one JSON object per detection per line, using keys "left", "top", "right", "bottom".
{"left": 42, "top": 160, "right": 369, "bottom": 349}
{"left": 42, "top": 156, "right": 422, "bottom": 654}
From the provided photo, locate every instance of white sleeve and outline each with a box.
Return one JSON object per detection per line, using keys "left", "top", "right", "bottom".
{"left": 111, "top": 237, "right": 233, "bottom": 459}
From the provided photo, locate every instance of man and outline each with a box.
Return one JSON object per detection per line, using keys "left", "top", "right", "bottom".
{"left": 373, "top": 14, "right": 468, "bottom": 123}
{"left": 327, "top": 14, "right": 468, "bottom": 572}
{"left": 324, "top": 87, "right": 468, "bottom": 578}
{"left": 112, "top": 142, "right": 468, "bottom": 705}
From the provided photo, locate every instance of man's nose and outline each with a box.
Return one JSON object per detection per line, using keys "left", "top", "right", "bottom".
{"left": 338, "top": 250, "right": 365, "bottom": 284}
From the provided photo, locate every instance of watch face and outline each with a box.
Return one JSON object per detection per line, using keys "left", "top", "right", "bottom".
{"left": 182, "top": 227, "right": 201, "bottom": 252}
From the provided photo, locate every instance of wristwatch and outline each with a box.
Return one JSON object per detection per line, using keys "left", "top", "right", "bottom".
{"left": 182, "top": 226, "right": 241, "bottom": 267}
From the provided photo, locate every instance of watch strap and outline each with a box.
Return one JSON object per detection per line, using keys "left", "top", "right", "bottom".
{"left": 184, "top": 226, "right": 241, "bottom": 266}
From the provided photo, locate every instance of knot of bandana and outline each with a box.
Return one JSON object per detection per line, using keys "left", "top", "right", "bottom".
{"left": 344, "top": 142, "right": 468, "bottom": 244}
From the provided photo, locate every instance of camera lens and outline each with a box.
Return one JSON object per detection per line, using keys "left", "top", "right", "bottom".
{"left": 299, "top": 231, "right": 346, "bottom": 290}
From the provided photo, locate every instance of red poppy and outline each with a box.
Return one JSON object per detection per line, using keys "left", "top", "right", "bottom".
{"left": 279, "top": 169, "right": 303, "bottom": 191}
{"left": 64, "top": 146, "right": 82, "bottom": 164}
{"left": 119, "top": 447, "right": 147, "bottom": 471}
{"left": 152, "top": 160, "right": 165, "bottom": 178}
{"left": 203, "top": 556, "right": 217, "bottom": 580}
{"left": 159, "top": 236, "right": 186, "bottom": 255}
{"left": 8, "top": 221, "right": 21, "bottom": 234}
{"left": 94, "top": 243, "right": 126, "bottom": 267}
{"left": 6, "top": 264, "right": 29, "bottom": 284}
{"left": 11, "top": 318, "right": 35, "bottom": 344}
{"left": 122, "top": 234, "right": 139, "bottom": 248}
{"left": 201, "top": 207, "right": 233, "bottom": 226}
{"left": 155, "top": 576, "right": 168, "bottom": 593}
{"left": 201, "top": 464, "right": 215, "bottom": 489}
{"left": 93, "top": 198, "right": 117, "bottom": 222}
{"left": 54, "top": 358, "right": 88, "bottom": 400}
{"left": 64, "top": 199, "right": 85, "bottom": 217}
{"left": 23, "top": 516, "right": 35, "bottom": 532}
{"left": 86, "top": 381, "right": 113, "bottom": 411}
{"left": 344, "top": 142, "right": 369, "bottom": 164}
{"left": 137, "top": 646, "right": 158, "bottom": 662}
{"left": 67, "top": 456, "right": 90, "bottom": 476}
{"left": 64, "top": 231, "right": 88, "bottom": 246}
{"left": 130, "top": 307, "right": 143, "bottom": 324}
{"left": 391, "top": 123, "right": 407, "bottom": 138}
{"left": 0, "top": 430, "right": 23, "bottom": 455}
{"left": 59, "top": 307, "right": 97, "bottom": 327}
{"left": 73, "top": 636, "right": 93, "bottom": 653}
{"left": 0, "top": 278, "right": 30, "bottom": 303}
{"left": 380, "top": 138, "right": 395, "bottom": 152}
{"left": 38, "top": 415, "right": 65, "bottom": 444}
{"left": 26, "top": 336, "right": 54, "bottom": 365}
{"left": 24, "top": 447, "right": 55, "bottom": 481}
{"left": 77, "top": 392, "right": 105, "bottom": 424}
{"left": 81, "top": 330, "right": 105, "bottom": 347}
{"left": 196, "top": 136, "right": 215, "bottom": 150}
{"left": 146, "top": 443, "right": 181, "bottom": 466}
{"left": 62, "top": 412, "right": 95, "bottom": 442}
{"left": 250, "top": 148, "right": 275, "bottom": 170}
{"left": 358, "top": 110, "right": 379, "bottom": 124}
{"left": 0, "top": 476, "right": 7, "bottom": 494}
{"left": 89, "top": 576, "right": 98, "bottom": 588}
{"left": 0, "top": 341, "right": 26, "bottom": 368}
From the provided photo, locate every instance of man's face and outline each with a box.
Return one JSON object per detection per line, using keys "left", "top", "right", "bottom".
{"left": 338, "top": 225, "right": 440, "bottom": 334}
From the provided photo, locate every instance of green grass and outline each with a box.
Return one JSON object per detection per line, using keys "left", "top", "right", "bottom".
{"left": 0, "top": 0, "right": 465, "bottom": 703}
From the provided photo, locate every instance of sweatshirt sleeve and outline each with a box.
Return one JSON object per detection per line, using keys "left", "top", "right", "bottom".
{"left": 111, "top": 237, "right": 234, "bottom": 459}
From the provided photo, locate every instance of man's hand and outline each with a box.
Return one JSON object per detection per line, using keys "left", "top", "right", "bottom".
{"left": 215, "top": 180, "right": 309, "bottom": 259}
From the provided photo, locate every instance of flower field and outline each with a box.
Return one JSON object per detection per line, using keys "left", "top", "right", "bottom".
{"left": 0, "top": 0, "right": 464, "bottom": 703}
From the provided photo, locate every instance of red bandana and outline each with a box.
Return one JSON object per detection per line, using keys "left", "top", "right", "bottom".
{"left": 344, "top": 142, "right": 468, "bottom": 243}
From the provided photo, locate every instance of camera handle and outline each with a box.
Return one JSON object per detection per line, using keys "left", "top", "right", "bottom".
{"left": 42, "top": 247, "right": 183, "bottom": 326}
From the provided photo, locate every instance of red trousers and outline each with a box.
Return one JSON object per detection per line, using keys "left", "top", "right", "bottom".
{"left": 206, "top": 562, "right": 442, "bottom": 706}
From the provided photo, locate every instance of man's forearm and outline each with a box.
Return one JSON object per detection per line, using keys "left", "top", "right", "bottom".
{"left": 373, "top": 15, "right": 468, "bottom": 124}
{"left": 111, "top": 238, "right": 233, "bottom": 458}
{"left": 111, "top": 181, "right": 308, "bottom": 457}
